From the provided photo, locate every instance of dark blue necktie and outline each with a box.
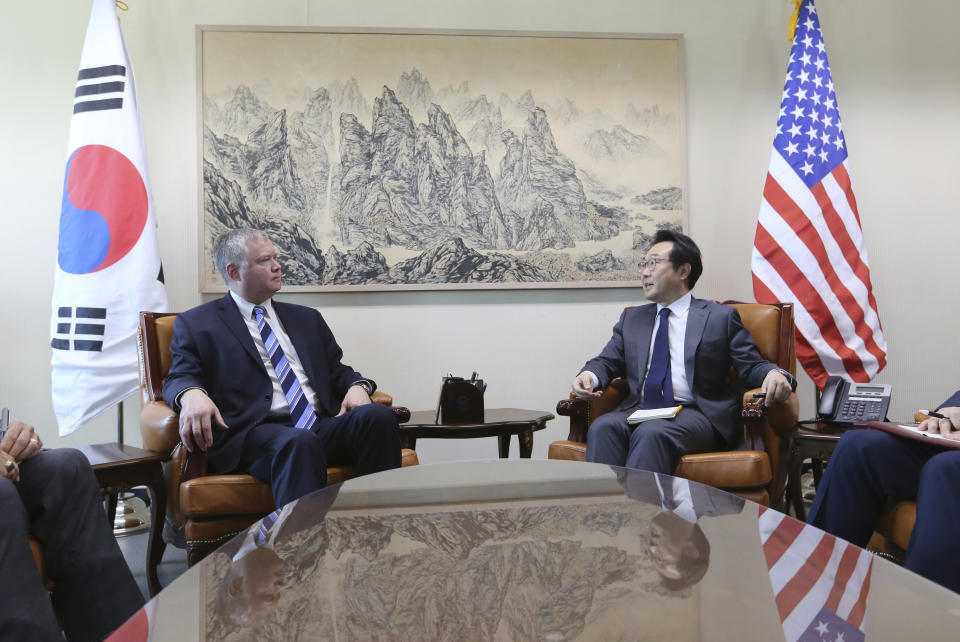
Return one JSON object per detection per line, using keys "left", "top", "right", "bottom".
{"left": 253, "top": 305, "right": 318, "bottom": 431}
{"left": 642, "top": 308, "right": 675, "bottom": 409}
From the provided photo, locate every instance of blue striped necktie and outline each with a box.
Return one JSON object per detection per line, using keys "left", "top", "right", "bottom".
{"left": 256, "top": 509, "right": 280, "bottom": 546}
{"left": 253, "top": 305, "right": 318, "bottom": 431}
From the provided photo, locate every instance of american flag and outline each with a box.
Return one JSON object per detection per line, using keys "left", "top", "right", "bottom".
{"left": 751, "top": 0, "right": 886, "bottom": 388}
{"left": 759, "top": 507, "right": 873, "bottom": 642}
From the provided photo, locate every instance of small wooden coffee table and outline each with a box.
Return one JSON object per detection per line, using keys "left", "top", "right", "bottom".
{"left": 400, "top": 408, "right": 554, "bottom": 458}
{"left": 75, "top": 442, "right": 166, "bottom": 596}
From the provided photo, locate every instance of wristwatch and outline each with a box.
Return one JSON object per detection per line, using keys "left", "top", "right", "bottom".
{"left": 352, "top": 379, "right": 375, "bottom": 395}
{"left": 775, "top": 368, "right": 798, "bottom": 392}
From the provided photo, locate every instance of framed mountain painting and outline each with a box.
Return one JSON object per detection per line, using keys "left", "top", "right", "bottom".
{"left": 198, "top": 28, "right": 686, "bottom": 291}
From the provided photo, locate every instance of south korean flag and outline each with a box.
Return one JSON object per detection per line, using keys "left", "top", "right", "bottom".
{"left": 51, "top": 0, "right": 167, "bottom": 436}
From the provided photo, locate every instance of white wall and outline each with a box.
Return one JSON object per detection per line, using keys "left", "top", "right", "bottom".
{"left": 2, "top": 0, "right": 958, "bottom": 463}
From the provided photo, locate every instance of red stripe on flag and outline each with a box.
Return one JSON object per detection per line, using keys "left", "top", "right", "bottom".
{"left": 795, "top": 331, "right": 829, "bottom": 389}
{"left": 830, "top": 166, "right": 885, "bottom": 339}
{"left": 772, "top": 176, "right": 883, "bottom": 369}
{"left": 754, "top": 218, "right": 869, "bottom": 380}
{"left": 824, "top": 544, "right": 861, "bottom": 613}
{"left": 762, "top": 514, "right": 806, "bottom": 569}
{"left": 832, "top": 164, "right": 862, "bottom": 227}
{"left": 847, "top": 558, "right": 873, "bottom": 628}
{"left": 808, "top": 180, "right": 886, "bottom": 367}
{"left": 775, "top": 533, "right": 835, "bottom": 622}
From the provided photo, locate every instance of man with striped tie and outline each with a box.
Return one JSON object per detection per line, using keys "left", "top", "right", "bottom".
{"left": 163, "top": 228, "right": 401, "bottom": 508}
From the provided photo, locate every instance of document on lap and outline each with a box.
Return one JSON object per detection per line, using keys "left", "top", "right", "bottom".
{"left": 866, "top": 421, "right": 960, "bottom": 450}
{"left": 627, "top": 405, "right": 683, "bottom": 425}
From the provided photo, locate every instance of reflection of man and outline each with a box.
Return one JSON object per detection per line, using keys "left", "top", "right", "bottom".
{"left": 808, "top": 391, "right": 960, "bottom": 594}
{"left": 0, "top": 419, "right": 144, "bottom": 640}
{"left": 618, "top": 467, "right": 744, "bottom": 589}
{"left": 573, "top": 230, "right": 795, "bottom": 473}
{"left": 163, "top": 228, "right": 401, "bottom": 507}
{"left": 216, "top": 485, "right": 340, "bottom": 625}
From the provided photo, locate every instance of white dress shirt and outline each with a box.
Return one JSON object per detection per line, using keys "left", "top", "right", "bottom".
{"left": 582, "top": 292, "right": 694, "bottom": 404}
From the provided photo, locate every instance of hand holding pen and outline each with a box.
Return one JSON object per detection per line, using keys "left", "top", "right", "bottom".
{"left": 917, "top": 407, "right": 960, "bottom": 439}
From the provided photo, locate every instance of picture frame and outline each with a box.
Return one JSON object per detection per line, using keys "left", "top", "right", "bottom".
{"left": 198, "top": 27, "right": 687, "bottom": 291}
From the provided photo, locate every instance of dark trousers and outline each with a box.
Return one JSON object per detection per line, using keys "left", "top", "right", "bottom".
{"left": 0, "top": 448, "right": 144, "bottom": 641}
{"left": 807, "top": 429, "right": 960, "bottom": 593}
{"left": 585, "top": 406, "right": 724, "bottom": 474}
{"left": 239, "top": 403, "right": 402, "bottom": 507}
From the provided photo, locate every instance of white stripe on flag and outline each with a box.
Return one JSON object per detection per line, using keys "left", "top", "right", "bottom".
{"left": 780, "top": 536, "right": 848, "bottom": 641}
{"left": 834, "top": 548, "right": 872, "bottom": 620}
{"left": 751, "top": 248, "right": 846, "bottom": 374}
{"left": 767, "top": 526, "right": 827, "bottom": 595}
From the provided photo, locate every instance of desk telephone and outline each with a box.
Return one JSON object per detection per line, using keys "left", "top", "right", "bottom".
{"left": 817, "top": 375, "right": 892, "bottom": 424}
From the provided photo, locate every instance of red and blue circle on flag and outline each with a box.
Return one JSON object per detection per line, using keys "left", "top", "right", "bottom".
{"left": 58, "top": 144, "right": 148, "bottom": 274}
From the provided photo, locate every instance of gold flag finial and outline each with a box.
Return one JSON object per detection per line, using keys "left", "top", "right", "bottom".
{"left": 788, "top": 0, "right": 803, "bottom": 42}
{"left": 115, "top": 1, "right": 129, "bottom": 11}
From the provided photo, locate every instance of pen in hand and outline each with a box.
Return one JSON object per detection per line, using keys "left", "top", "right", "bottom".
{"left": 921, "top": 409, "right": 946, "bottom": 419}
{"left": 0, "top": 408, "right": 8, "bottom": 440}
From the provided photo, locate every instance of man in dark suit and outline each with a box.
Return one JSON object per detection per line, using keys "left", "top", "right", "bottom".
{"left": 0, "top": 418, "right": 144, "bottom": 640}
{"left": 807, "top": 393, "right": 960, "bottom": 594}
{"left": 572, "top": 230, "right": 795, "bottom": 473}
{"left": 163, "top": 228, "right": 400, "bottom": 508}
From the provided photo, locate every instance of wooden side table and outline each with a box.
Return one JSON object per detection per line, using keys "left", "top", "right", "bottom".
{"left": 783, "top": 422, "right": 855, "bottom": 520}
{"left": 400, "top": 409, "right": 554, "bottom": 458}
{"left": 75, "top": 443, "right": 167, "bottom": 597}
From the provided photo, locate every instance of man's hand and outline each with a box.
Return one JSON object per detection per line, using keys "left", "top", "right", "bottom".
{"left": 0, "top": 420, "right": 42, "bottom": 463}
{"left": 761, "top": 370, "right": 793, "bottom": 406}
{"left": 179, "top": 389, "right": 228, "bottom": 452}
{"left": 918, "top": 407, "right": 960, "bottom": 440}
{"left": 572, "top": 372, "right": 601, "bottom": 399}
{"left": 338, "top": 385, "right": 372, "bottom": 416}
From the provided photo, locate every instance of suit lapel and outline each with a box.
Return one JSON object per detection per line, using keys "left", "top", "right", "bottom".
{"left": 684, "top": 297, "right": 709, "bottom": 384}
{"left": 634, "top": 305, "right": 657, "bottom": 384}
{"left": 216, "top": 294, "right": 263, "bottom": 368}
{"left": 273, "top": 302, "right": 318, "bottom": 388}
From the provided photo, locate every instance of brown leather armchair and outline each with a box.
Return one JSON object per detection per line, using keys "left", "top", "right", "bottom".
{"left": 549, "top": 301, "right": 800, "bottom": 506}
{"left": 137, "top": 311, "right": 418, "bottom": 565}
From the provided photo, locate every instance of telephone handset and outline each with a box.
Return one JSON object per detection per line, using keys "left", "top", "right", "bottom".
{"left": 817, "top": 375, "right": 892, "bottom": 424}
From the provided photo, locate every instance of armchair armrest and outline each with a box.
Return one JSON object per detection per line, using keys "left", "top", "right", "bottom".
{"left": 741, "top": 387, "right": 799, "bottom": 450}
{"left": 557, "top": 379, "right": 629, "bottom": 442}
{"left": 140, "top": 400, "right": 179, "bottom": 456}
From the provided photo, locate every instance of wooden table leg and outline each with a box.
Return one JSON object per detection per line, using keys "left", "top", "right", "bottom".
{"left": 497, "top": 435, "right": 510, "bottom": 458}
{"left": 518, "top": 430, "right": 534, "bottom": 458}
{"left": 144, "top": 463, "right": 167, "bottom": 597}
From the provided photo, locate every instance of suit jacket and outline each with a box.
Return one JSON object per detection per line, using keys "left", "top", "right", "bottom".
{"left": 581, "top": 297, "right": 779, "bottom": 446}
{"left": 162, "top": 294, "right": 366, "bottom": 473}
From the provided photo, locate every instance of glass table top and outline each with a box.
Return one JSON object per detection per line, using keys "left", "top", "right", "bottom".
{"left": 108, "top": 460, "right": 960, "bottom": 641}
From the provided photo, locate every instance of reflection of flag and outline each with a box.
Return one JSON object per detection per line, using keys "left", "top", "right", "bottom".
{"left": 751, "top": 0, "right": 885, "bottom": 388}
{"left": 50, "top": 0, "right": 167, "bottom": 435}
{"left": 105, "top": 598, "right": 156, "bottom": 642}
{"left": 759, "top": 507, "right": 872, "bottom": 642}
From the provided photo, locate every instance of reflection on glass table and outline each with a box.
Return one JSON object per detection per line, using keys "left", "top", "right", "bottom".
{"left": 108, "top": 460, "right": 960, "bottom": 642}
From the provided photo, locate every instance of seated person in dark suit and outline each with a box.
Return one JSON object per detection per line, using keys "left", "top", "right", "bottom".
{"left": 572, "top": 230, "right": 795, "bottom": 474}
{"left": 807, "top": 391, "right": 960, "bottom": 593}
{"left": 163, "top": 228, "right": 401, "bottom": 508}
{"left": 0, "top": 418, "right": 144, "bottom": 640}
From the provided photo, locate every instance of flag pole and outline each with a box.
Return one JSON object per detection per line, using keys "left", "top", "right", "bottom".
{"left": 117, "top": 399, "right": 123, "bottom": 444}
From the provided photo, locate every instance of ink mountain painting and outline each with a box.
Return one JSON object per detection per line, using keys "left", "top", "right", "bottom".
{"left": 200, "top": 31, "right": 685, "bottom": 290}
